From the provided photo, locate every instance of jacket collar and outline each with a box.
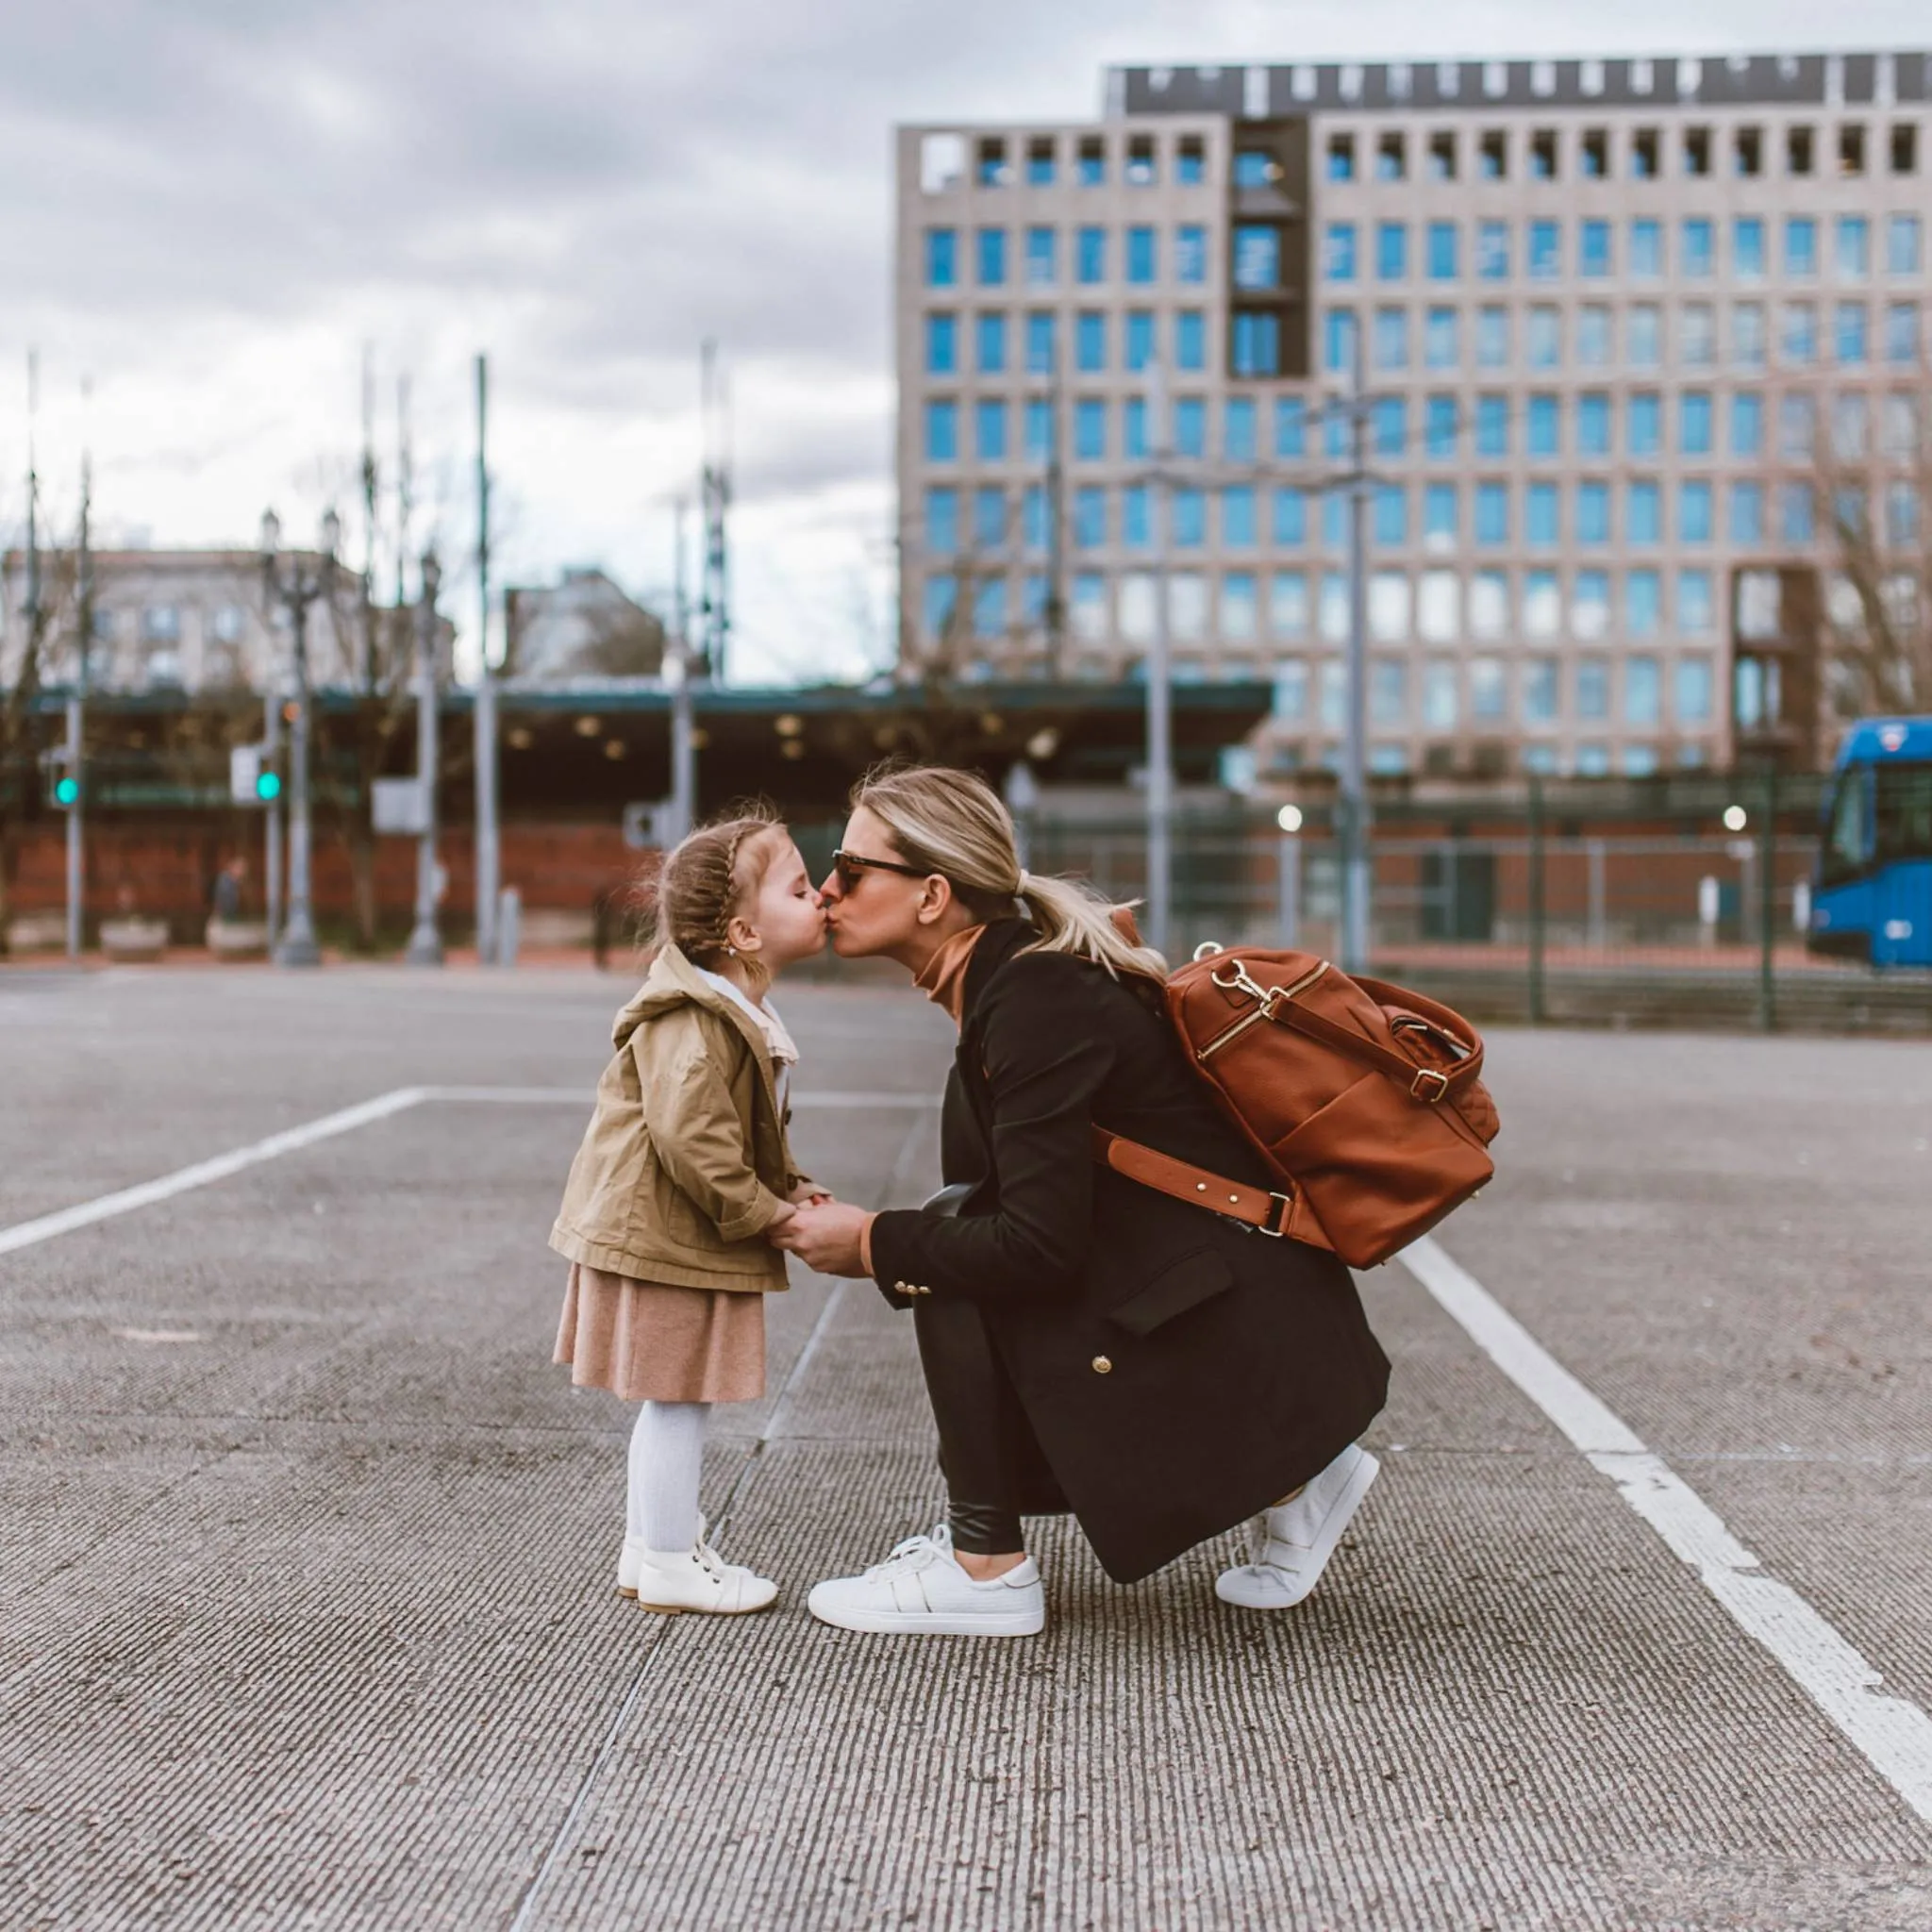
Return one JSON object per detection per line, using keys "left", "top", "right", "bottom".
{"left": 958, "top": 917, "right": 1035, "bottom": 1036}
{"left": 616, "top": 942, "right": 777, "bottom": 1084}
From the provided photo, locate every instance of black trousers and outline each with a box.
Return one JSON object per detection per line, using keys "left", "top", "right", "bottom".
{"left": 912, "top": 1295, "right": 1066, "bottom": 1554}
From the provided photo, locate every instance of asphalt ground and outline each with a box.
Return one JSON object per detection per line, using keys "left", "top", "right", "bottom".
{"left": 1, "top": 962, "right": 1928, "bottom": 1930}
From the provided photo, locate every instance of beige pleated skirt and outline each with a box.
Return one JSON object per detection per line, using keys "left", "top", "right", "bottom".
{"left": 553, "top": 1262, "right": 766, "bottom": 1404}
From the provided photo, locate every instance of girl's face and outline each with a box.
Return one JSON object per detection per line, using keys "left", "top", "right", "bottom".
{"left": 734, "top": 834, "right": 825, "bottom": 974}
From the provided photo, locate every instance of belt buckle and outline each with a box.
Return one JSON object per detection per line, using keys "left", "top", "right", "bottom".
{"left": 1409, "top": 1067, "right": 1450, "bottom": 1103}
{"left": 1258, "top": 1191, "right": 1293, "bottom": 1238}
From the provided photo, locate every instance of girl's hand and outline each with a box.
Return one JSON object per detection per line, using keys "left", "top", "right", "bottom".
{"left": 765, "top": 1199, "right": 797, "bottom": 1235}
{"left": 769, "top": 1199, "right": 872, "bottom": 1277}
{"left": 790, "top": 1181, "right": 832, "bottom": 1207}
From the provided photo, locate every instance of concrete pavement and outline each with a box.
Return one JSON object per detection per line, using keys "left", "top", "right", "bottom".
{"left": 1, "top": 963, "right": 1928, "bottom": 1928}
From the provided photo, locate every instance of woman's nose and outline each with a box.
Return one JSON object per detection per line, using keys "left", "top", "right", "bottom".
{"left": 818, "top": 871, "right": 841, "bottom": 901}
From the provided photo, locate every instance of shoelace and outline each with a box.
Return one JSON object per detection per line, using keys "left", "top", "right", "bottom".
{"left": 863, "top": 1526, "right": 951, "bottom": 1579}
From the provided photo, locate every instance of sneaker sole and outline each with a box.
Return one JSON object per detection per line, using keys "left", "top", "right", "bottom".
{"left": 616, "top": 1584, "right": 638, "bottom": 1600}
{"left": 633, "top": 1594, "right": 777, "bottom": 1616}
{"left": 807, "top": 1601, "right": 1044, "bottom": 1638}
{"left": 1217, "top": 1448, "right": 1381, "bottom": 1611}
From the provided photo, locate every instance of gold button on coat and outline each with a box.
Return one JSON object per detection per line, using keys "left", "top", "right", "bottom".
{"left": 1091, "top": 1355, "right": 1113, "bottom": 1374}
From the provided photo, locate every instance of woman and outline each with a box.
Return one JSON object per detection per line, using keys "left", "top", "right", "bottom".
{"left": 773, "top": 766, "right": 1390, "bottom": 1637}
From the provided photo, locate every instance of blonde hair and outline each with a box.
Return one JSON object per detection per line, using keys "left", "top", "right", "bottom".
{"left": 851, "top": 763, "right": 1168, "bottom": 985}
{"left": 649, "top": 804, "right": 785, "bottom": 980}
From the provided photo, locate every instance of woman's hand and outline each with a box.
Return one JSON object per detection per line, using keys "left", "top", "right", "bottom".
{"left": 769, "top": 1198, "right": 873, "bottom": 1277}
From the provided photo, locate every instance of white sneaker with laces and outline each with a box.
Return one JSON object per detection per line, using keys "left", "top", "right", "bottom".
{"left": 808, "top": 1524, "right": 1045, "bottom": 1637}
{"left": 1215, "top": 1443, "right": 1380, "bottom": 1611}
{"left": 616, "top": 1535, "right": 647, "bottom": 1599}
{"left": 632, "top": 1520, "right": 778, "bottom": 1615}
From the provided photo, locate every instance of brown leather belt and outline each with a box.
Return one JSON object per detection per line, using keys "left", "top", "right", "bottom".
{"left": 1090, "top": 1126, "right": 1335, "bottom": 1254}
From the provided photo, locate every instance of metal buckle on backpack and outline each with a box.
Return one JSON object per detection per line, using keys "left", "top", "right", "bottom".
{"left": 1258, "top": 1191, "right": 1294, "bottom": 1238}
{"left": 1409, "top": 1067, "right": 1451, "bottom": 1103}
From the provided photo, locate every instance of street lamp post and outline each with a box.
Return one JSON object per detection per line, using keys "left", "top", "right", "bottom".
{"left": 260, "top": 506, "right": 339, "bottom": 968}
{"left": 405, "top": 548, "right": 444, "bottom": 966}
{"left": 1143, "top": 359, "right": 1174, "bottom": 959}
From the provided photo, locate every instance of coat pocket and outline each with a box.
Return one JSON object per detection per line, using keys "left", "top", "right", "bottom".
{"left": 1106, "top": 1248, "right": 1234, "bottom": 1339}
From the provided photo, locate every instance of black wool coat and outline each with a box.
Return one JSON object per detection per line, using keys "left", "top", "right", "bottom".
{"left": 868, "top": 919, "right": 1391, "bottom": 1584}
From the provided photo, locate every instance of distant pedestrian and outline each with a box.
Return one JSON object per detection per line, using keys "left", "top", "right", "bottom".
{"left": 211, "top": 857, "right": 246, "bottom": 924}
{"left": 549, "top": 807, "right": 827, "bottom": 1615}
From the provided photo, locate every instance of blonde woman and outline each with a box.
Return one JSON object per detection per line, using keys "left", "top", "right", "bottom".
{"left": 774, "top": 765, "right": 1390, "bottom": 1636}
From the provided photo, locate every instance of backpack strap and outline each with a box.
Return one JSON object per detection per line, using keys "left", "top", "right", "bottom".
{"left": 1090, "top": 1126, "right": 1336, "bottom": 1253}
{"left": 1256, "top": 990, "right": 1484, "bottom": 1103}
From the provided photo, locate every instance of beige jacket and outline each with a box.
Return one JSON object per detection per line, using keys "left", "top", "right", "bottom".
{"left": 549, "top": 944, "right": 810, "bottom": 1292}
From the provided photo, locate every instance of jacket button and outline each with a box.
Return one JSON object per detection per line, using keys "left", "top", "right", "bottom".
{"left": 1091, "top": 1355, "right": 1112, "bottom": 1374}
{"left": 893, "top": 1280, "right": 907, "bottom": 1292}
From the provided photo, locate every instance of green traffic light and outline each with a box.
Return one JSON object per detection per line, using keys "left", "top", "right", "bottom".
{"left": 256, "top": 772, "right": 283, "bottom": 802}
{"left": 55, "top": 776, "right": 78, "bottom": 807}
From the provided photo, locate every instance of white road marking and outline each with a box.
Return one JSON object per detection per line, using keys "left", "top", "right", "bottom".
{"left": 1399, "top": 1233, "right": 1932, "bottom": 1828}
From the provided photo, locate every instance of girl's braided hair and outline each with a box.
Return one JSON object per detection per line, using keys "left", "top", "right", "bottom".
{"left": 647, "top": 802, "right": 785, "bottom": 975}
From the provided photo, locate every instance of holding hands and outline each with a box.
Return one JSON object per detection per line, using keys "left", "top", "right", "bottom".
{"left": 769, "top": 1192, "right": 873, "bottom": 1278}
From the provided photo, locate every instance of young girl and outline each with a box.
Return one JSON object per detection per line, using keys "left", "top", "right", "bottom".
{"left": 550, "top": 807, "right": 825, "bottom": 1613}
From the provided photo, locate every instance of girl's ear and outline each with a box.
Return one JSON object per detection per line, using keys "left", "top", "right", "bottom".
{"left": 725, "top": 909, "right": 763, "bottom": 957}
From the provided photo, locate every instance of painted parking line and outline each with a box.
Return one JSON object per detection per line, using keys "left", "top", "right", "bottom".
{"left": 0, "top": 1087, "right": 941, "bottom": 1260}
{"left": 1399, "top": 1233, "right": 1932, "bottom": 1828}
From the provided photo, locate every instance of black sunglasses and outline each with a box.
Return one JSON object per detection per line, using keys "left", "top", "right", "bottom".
{"left": 829, "top": 848, "right": 930, "bottom": 891}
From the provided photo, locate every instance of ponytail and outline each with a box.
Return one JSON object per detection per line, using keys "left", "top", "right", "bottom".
{"left": 1013, "top": 869, "right": 1169, "bottom": 983}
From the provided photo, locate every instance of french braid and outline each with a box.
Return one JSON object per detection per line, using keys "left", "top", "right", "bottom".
{"left": 647, "top": 803, "right": 784, "bottom": 975}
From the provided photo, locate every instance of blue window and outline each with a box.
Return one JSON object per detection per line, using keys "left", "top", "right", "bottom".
{"left": 1075, "top": 311, "right": 1106, "bottom": 373}
{"left": 1273, "top": 487, "right": 1307, "bottom": 544}
{"left": 1125, "top": 225, "right": 1157, "bottom": 284}
{"left": 1575, "top": 481, "right": 1610, "bottom": 544}
{"left": 1022, "top": 575, "right": 1047, "bottom": 625}
{"left": 1374, "top": 308, "right": 1408, "bottom": 371}
{"left": 976, "top": 227, "right": 1008, "bottom": 286}
{"left": 1887, "top": 302, "right": 1920, "bottom": 364}
{"left": 1172, "top": 487, "right": 1206, "bottom": 547}
{"left": 1730, "top": 392, "right": 1763, "bottom": 457}
{"left": 1677, "top": 391, "right": 1711, "bottom": 456}
{"left": 1024, "top": 398, "right": 1052, "bottom": 462}
{"left": 1734, "top": 216, "right": 1765, "bottom": 278}
{"left": 1236, "top": 225, "right": 1283, "bottom": 290}
{"left": 1628, "top": 392, "right": 1661, "bottom": 457}
{"left": 925, "top": 313, "right": 957, "bottom": 375}
{"left": 1074, "top": 399, "right": 1107, "bottom": 460}
{"left": 1476, "top": 306, "right": 1509, "bottom": 367}
{"left": 1078, "top": 142, "right": 1105, "bottom": 188}
{"left": 1526, "top": 483, "right": 1559, "bottom": 546}
{"left": 1475, "top": 483, "right": 1509, "bottom": 546}
{"left": 1677, "top": 571, "right": 1714, "bottom": 637}
{"left": 926, "top": 228, "right": 958, "bottom": 288}
{"left": 1678, "top": 481, "right": 1712, "bottom": 544}
{"left": 1527, "top": 220, "right": 1560, "bottom": 280}
{"left": 975, "top": 312, "right": 1006, "bottom": 374}
{"left": 1175, "top": 309, "right": 1206, "bottom": 371}
{"left": 1837, "top": 215, "right": 1869, "bottom": 280}
{"left": 1024, "top": 311, "right": 1055, "bottom": 375}
{"left": 1375, "top": 222, "right": 1407, "bottom": 281}
{"left": 1889, "top": 214, "right": 1923, "bottom": 276}
{"left": 1627, "top": 480, "right": 1662, "bottom": 544}
{"left": 1577, "top": 392, "right": 1611, "bottom": 456}
{"left": 1232, "top": 312, "right": 1281, "bottom": 375}
{"left": 1324, "top": 308, "right": 1357, "bottom": 375}
{"left": 1426, "top": 222, "right": 1457, "bottom": 281}
{"left": 1424, "top": 307, "right": 1458, "bottom": 368}
{"left": 1323, "top": 493, "right": 1348, "bottom": 550}
{"left": 925, "top": 400, "right": 958, "bottom": 461}
{"left": 1123, "top": 397, "right": 1147, "bottom": 459}
{"left": 1024, "top": 226, "right": 1056, "bottom": 286}
{"left": 974, "top": 487, "right": 1005, "bottom": 550}
{"left": 974, "top": 399, "right": 1008, "bottom": 461}
{"left": 1729, "top": 481, "right": 1763, "bottom": 544}
{"left": 1426, "top": 395, "right": 1457, "bottom": 459}
{"left": 1837, "top": 302, "right": 1869, "bottom": 365}
{"left": 1475, "top": 394, "right": 1508, "bottom": 458}
{"left": 1424, "top": 483, "right": 1457, "bottom": 545}
{"left": 1073, "top": 488, "right": 1106, "bottom": 549}
{"left": 1681, "top": 218, "right": 1715, "bottom": 277}
{"left": 1476, "top": 220, "right": 1508, "bottom": 280}
{"left": 1781, "top": 482, "right": 1814, "bottom": 542}
{"left": 1580, "top": 220, "right": 1611, "bottom": 277}
{"left": 1527, "top": 306, "right": 1561, "bottom": 368}
{"left": 1374, "top": 485, "right": 1407, "bottom": 546}
{"left": 1786, "top": 216, "right": 1817, "bottom": 276}
{"left": 1625, "top": 656, "right": 1660, "bottom": 726}
{"left": 1124, "top": 311, "right": 1155, "bottom": 373}
{"left": 1174, "top": 397, "right": 1207, "bottom": 458}
{"left": 925, "top": 487, "right": 958, "bottom": 554}
{"left": 1076, "top": 226, "right": 1106, "bottom": 284}
{"left": 1526, "top": 393, "right": 1560, "bottom": 457}
{"left": 924, "top": 575, "right": 956, "bottom": 638}
{"left": 1122, "top": 485, "right": 1150, "bottom": 549}
{"left": 1630, "top": 219, "right": 1662, "bottom": 278}
{"left": 1325, "top": 223, "right": 1357, "bottom": 281}
{"left": 1676, "top": 657, "right": 1714, "bottom": 723}
{"left": 1174, "top": 225, "right": 1207, "bottom": 283}
{"left": 1625, "top": 570, "right": 1661, "bottom": 638}
{"left": 1026, "top": 142, "right": 1055, "bottom": 187}
{"left": 1023, "top": 485, "right": 1048, "bottom": 549}
{"left": 1223, "top": 486, "right": 1257, "bottom": 548}
{"left": 1175, "top": 143, "right": 1204, "bottom": 186}
{"left": 1372, "top": 397, "right": 1407, "bottom": 458}
{"left": 1224, "top": 397, "right": 1257, "bottom": 461}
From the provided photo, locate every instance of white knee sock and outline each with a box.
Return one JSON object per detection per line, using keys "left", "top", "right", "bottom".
{"left": 625, "top": 1400, "right": 708, "bottom": 1552}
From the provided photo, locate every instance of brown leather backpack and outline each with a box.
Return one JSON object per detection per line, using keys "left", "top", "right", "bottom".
{"left": 1093, "top": 943, "right": 1499, "bottom": 1268}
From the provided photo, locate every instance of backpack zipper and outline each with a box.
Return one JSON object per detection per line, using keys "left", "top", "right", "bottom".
{"left": 1196, "top": 959, "right": 1329, "bottom": 1061}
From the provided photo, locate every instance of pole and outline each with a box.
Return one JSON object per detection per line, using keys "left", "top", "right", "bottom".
{"left": 264, "top": 679, "right": 283, "bottom": 945}
{"left": 275, "top": 596, "right": 321, "bottom": 966}
{"left": 406, "top": 558, "right": 443, "bottom": 966}
{"left": 1757, "top": 762, "right": 1778, "bottom": 1033}
{"left": 670, "top": 499, "right": 695, "bottom": 845}
{"left": 1339, "top": 340, "right": 1372, "bottom": 974}
{"left": 1043, "top": 349, "right": 1066, "bottom": 676}
{"left": 1526, "top": 774, "right": 1547, "bottom": 1024}
{"left": 473, "top": 353, "right": 500, "bottom": 964}
{"left": 66, "top": 383, "right": 91, "bottom": 961}
{"left": 1276, "top": 829, "right": 1302, "bottom": 950}
{"left": 1143, "top": 358, "right": 1173, "bottom": 958}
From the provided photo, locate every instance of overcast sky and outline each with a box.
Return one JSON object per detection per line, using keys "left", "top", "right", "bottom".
{"left": 1, "top": 2, "right": 1923, "bottom": 682}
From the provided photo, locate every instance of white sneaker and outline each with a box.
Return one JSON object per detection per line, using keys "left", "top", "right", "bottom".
{"left": 808, "top": 1524, "right": 1045, "bottom": 1637}
{"left": 1215, "top": 1444, "right": 1380, "bottom": 1611}
{"left": 616, "top": 1535, "right": 648, "bottom": 1599}
{"left": 632, "top": 1521, "right": 778, "bottom": 1616}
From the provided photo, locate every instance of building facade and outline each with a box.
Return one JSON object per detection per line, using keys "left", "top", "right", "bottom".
{"left": 895, "top": 50, "right": 1931, "bottom": 775}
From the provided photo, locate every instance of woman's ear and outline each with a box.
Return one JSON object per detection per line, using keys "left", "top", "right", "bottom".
{"left": 913, "top": 874, "right": 956, "bottom": 927}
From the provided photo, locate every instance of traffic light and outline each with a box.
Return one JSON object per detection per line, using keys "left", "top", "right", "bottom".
{"left": 230, "top": 743, "right": 283, "bottom": 806}
{"left": 40, "top": 746, "right": 78, "bottom": 809}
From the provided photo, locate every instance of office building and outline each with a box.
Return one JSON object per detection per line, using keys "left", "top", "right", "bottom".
{"left": 895, "top": 51, "right": 1931, "bottom": 775}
